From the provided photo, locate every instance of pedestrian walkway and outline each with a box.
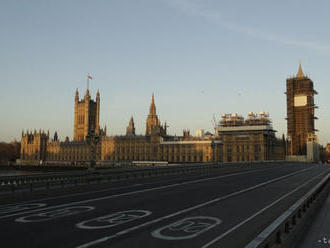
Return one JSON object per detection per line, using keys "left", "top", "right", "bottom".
{"left": 296, "top": 193, "right": 330, "bottom": 248}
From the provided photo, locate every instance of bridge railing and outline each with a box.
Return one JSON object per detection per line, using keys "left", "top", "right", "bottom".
{"left": 0, "top": 163, "right": 218, "bottom": 193}
{"left": 0, "top": 160, "right": 299, "bottom": 194}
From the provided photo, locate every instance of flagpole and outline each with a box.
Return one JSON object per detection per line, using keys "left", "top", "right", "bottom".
{"left": 87, "top": 73, "right": 90, "bottom": 91}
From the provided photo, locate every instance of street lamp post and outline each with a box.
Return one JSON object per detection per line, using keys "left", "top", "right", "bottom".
{"left": 86, "top": 129, "right": 100, "bottom": 171}
{"left": 211, "top": 140, "right": 215, "bottom": 162}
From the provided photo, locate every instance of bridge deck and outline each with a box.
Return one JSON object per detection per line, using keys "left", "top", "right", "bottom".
{"left": 0, "top": 163, "right": 328, "bottom": 248}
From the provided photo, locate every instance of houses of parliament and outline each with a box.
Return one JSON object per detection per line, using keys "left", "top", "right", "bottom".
{"left": 21, "top": 72, "right": 294, "bottom": 165}
{"left": 21, "top": 87, "right": 224, "bottom": 165}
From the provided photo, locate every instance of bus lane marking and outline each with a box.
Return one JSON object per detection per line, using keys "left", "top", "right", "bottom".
{"left": 151, "top": 216, "right": 221, "bottom": 240}
{"left": 75, "top": 168, "right": 312, "bottom": 248}
{"left": 76, "top": 210, "right": 152, "bottom": 229}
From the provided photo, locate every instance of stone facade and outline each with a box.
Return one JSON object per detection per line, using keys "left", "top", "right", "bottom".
{"left": 217, "top": 113, "right": 285, "bottom": 162}
{"left": 101, "top": 135, "right": 221, "bottom": 163}
{"left": 21, "top": 130, "right": 49, "bottom": 162}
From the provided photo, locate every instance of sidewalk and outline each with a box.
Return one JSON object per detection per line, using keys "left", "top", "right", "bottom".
{"left": 296, "top": 192, "right": 330, "bottom": 248}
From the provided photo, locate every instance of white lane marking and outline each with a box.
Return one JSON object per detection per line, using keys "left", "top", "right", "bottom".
{"left": 15, "top": 206, "right": 95, "bottom": 223}
{"left": 0, "top": 165, "right": 291, "bottom": 207}
{"left": 75, "top": 167, "right": 312, "bottom": 248}
{"left": 200, "top": 170, "right": 329, "bottom": 248}
{"left": 76, "top": 210, "right": 152, "bottom": 229}
{"left": 0, "top": 203, "right": 47, "bottom": 215}
{"left": 151, "top": 216, "right": 221, "bottom": 240}
{"left": 0, "top": 168, "right": 275, "bottom": 220}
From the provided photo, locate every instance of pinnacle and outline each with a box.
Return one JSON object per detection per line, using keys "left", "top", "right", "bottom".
{"left": 296, "top": 62, "right": 305, "bottom": 78}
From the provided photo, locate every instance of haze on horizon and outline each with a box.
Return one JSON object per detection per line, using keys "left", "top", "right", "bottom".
{"left": 1, "top": 0, "right": 330, "bottom": 145}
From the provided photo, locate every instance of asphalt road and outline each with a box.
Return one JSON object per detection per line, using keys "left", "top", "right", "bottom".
{"left": 1, "top": 162, "right": 329, "bottom": 248}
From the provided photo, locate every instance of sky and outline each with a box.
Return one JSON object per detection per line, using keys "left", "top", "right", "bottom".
{"left": 1, "top": 0, "right": 330, "bottom": 144}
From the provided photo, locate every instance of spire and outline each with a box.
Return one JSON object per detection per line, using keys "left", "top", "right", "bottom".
{"left": 146, "top": 93, "right": 160, "bottom": 136}
{"left": 126, "top": 116, "right": 136, "bottom": 136}
{"left": 149, "top": 93, "right": 156, "bottom": 116}
{"left": 296, "top": 61, "right": 305, "bottom": 78}
{"left": 96, "top": 89, "right": 100, "bottom": 98}
{"left": 164, "top": 120, "right": 167, "bottom": 135}
{"left": 85, "top": 88, "right": 90, "bottom": 99}
{"left": 75, "top": 88, "right": 79, "bottom": 102}
{"left": 129, "top": 116, "right": 134, "bottom": 125}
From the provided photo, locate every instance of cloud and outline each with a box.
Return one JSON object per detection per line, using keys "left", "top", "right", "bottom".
{"left": 164, "top": 0, "right": 330, "bottom": 52}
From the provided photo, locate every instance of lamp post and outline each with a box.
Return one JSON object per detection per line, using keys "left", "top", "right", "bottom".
{"left": 86, "top": 129, "right": 100, "bottom": 171}
{"left": 211, "top": 140, "right": 215, "bottom": 162}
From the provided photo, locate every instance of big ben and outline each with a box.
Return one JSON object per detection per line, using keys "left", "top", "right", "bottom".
{"left": 286, "top": 63, "right": 318, "bottom": 155}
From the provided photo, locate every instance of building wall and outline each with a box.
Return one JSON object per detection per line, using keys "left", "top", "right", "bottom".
{"left": 220, "top": 130, "right": 284, "bottom": 162}
{"left": 101, "top": 136, "right": 222, "bottom": 163}
{"left": 20, "top": 131, "right": 48, "bottom": 162}
{"left": 101, "top": 136, "right": 155, "bottom": 162}
{"left": 21, "top": 130, "right": 284, "bottom": 165}
{"left": 46, "top": 141, "right": 101, "bottom": 163}
{"left": 160, "top": 140, "right": 222, "bottom": 163}
{"left": 20, "top": 133, "right": 222, "bottom": 164}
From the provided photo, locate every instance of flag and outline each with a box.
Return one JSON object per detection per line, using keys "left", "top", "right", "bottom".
{"left": 88, "top": 75, "right": 92, "bottom": 80}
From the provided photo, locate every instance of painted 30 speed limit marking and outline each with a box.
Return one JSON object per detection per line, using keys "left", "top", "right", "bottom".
{"left": 151, "top": 216, "right": 221, "bottom": 240}
{"left": 76, "top": 210, "right": 152, "bottom": 229}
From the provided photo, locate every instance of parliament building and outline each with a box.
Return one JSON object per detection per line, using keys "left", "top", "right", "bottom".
{"left": 21, "top": 73, "right": 288, "bottom": 165}
{"left": 21, "top": 88, "right": 223, "bottom": 165}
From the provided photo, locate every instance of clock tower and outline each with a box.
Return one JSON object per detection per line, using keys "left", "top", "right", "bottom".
{"left": 286, "top": 63, "right": 318, "bottom": 155}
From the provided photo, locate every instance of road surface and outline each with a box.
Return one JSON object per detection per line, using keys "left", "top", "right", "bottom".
{"left": 0, "top": 162, "right": 328, "bottom": 248}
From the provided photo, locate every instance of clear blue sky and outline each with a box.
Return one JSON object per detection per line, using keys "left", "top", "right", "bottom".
{"left": 1, "top": 0, "right": 330, "bottom": 144}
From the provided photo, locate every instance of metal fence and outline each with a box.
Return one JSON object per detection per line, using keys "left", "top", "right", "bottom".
{"left": 0, "top": 160, "right": 294, "bottom": 194}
